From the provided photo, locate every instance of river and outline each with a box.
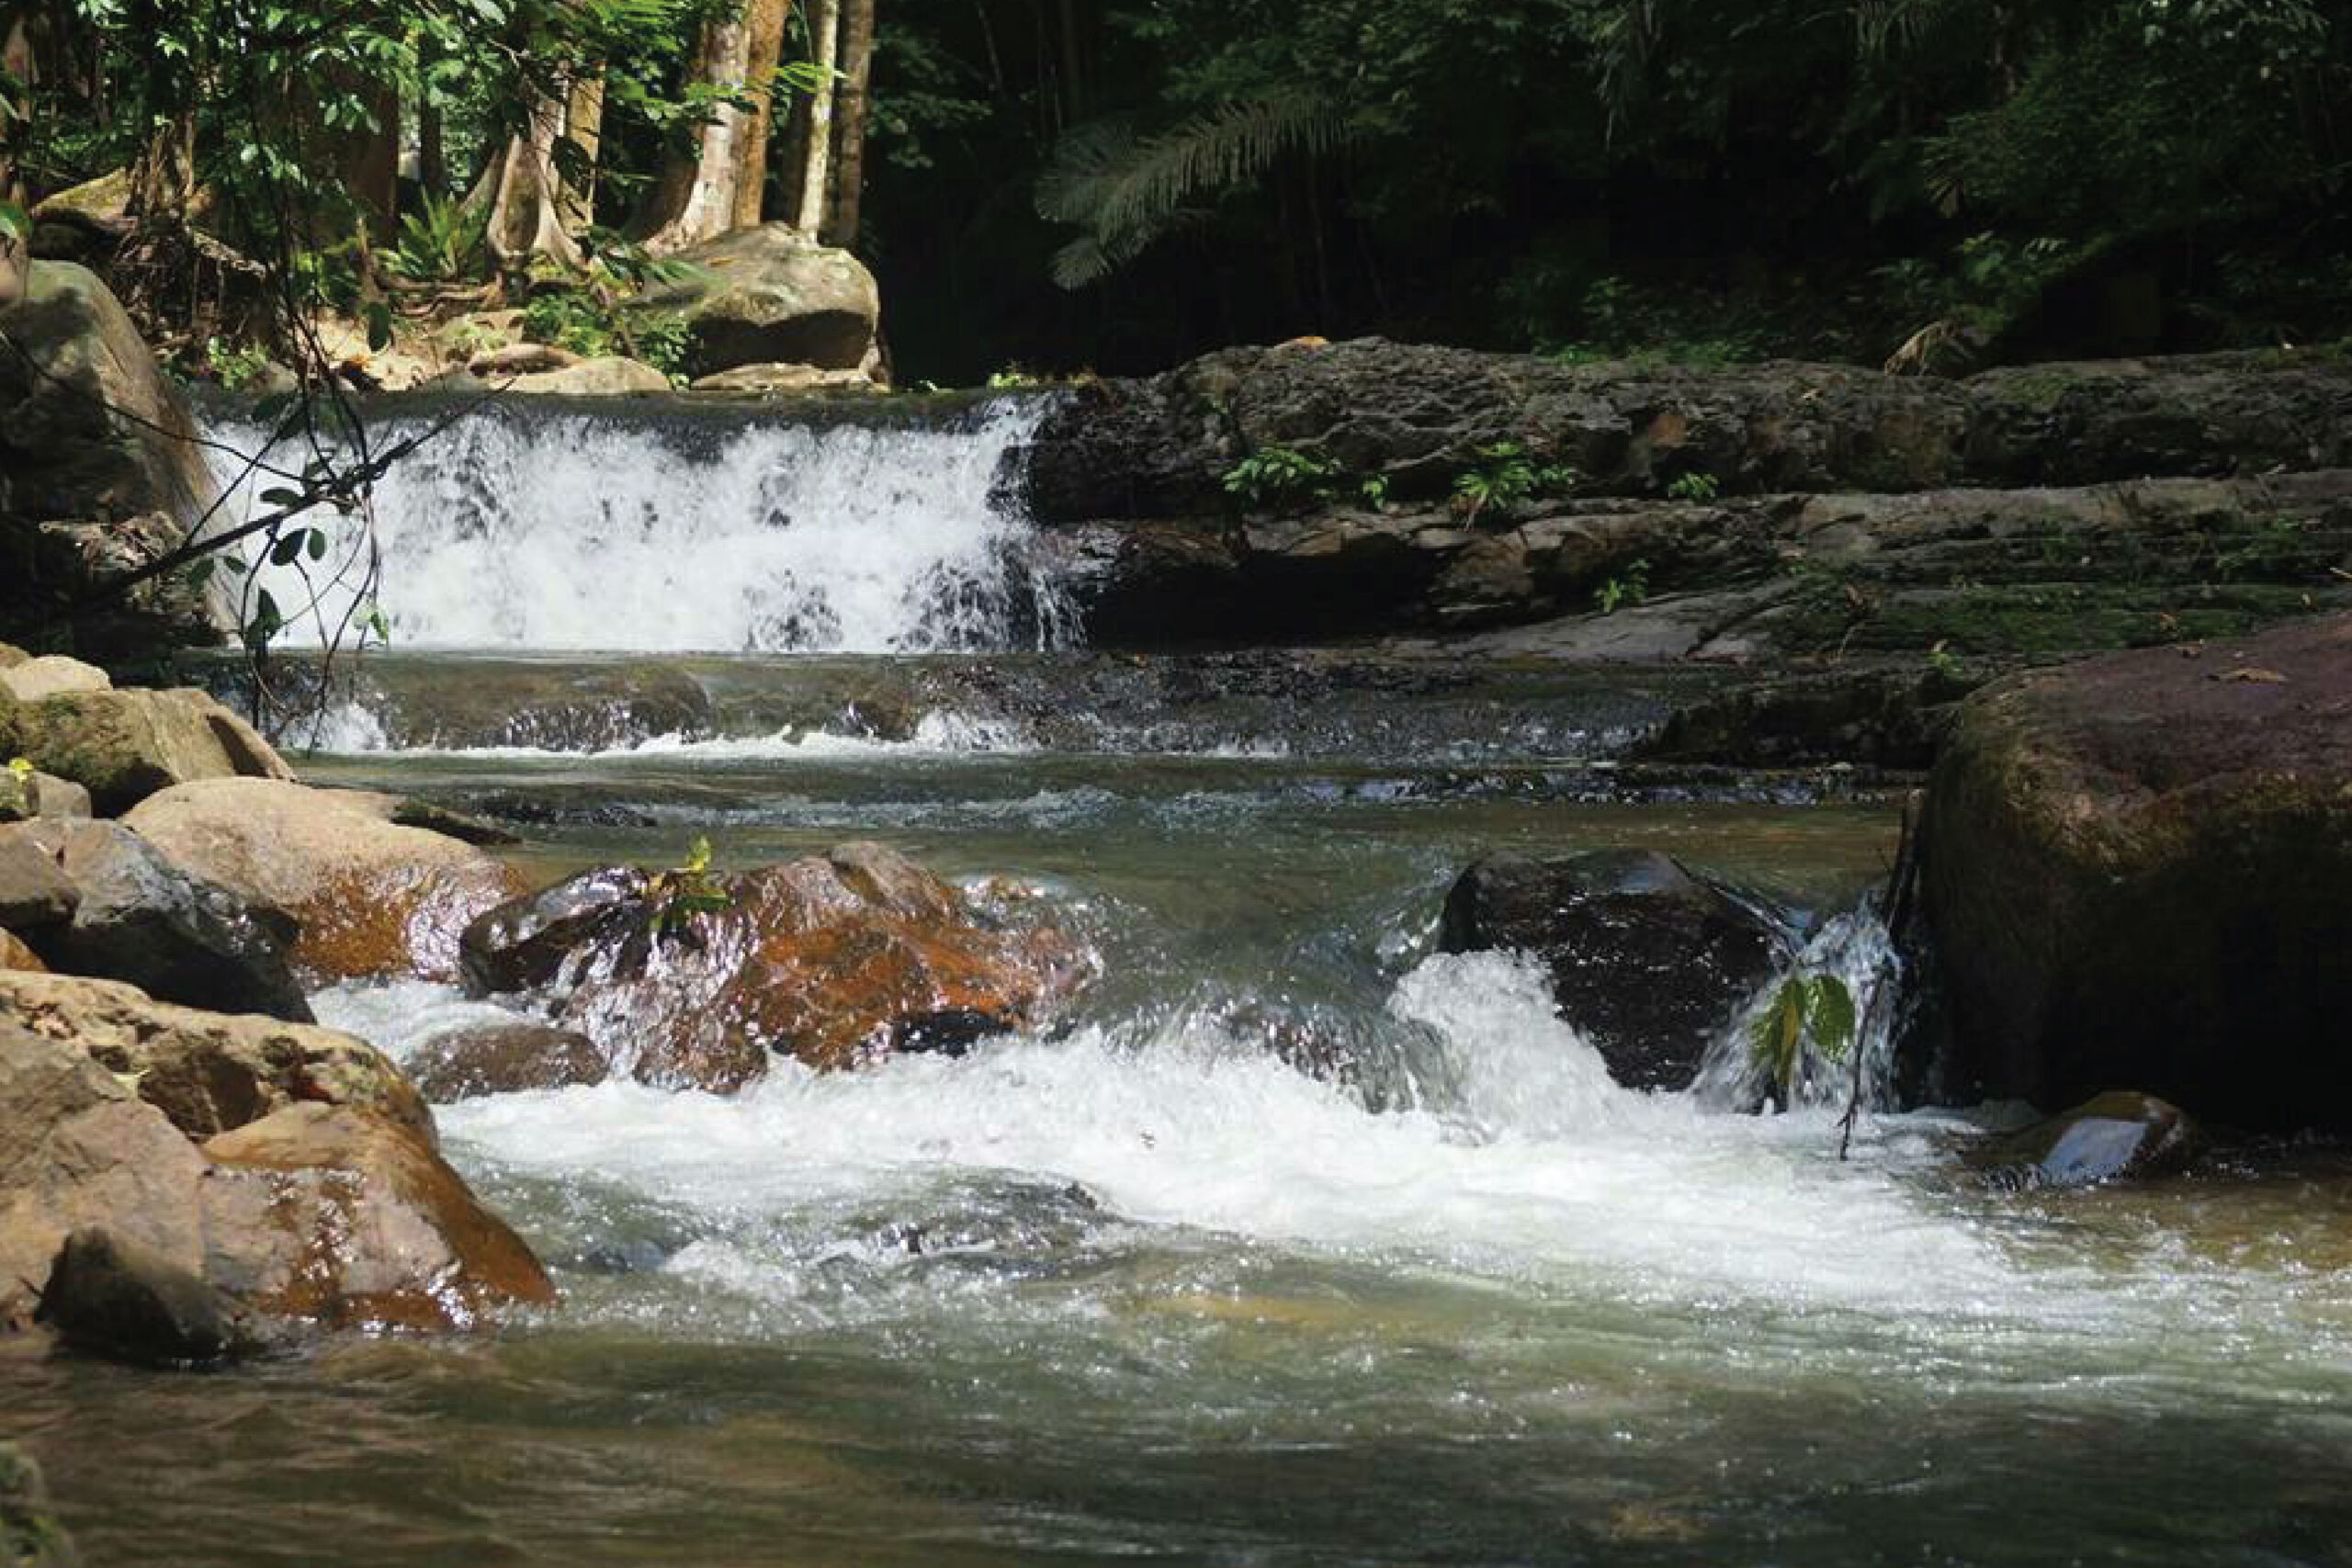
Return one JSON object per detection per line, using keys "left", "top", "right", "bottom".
{"left": 3, "top": 395, "right": 2346, "bottom": 1567}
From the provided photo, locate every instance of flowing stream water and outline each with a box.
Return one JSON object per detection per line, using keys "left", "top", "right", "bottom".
{"left": 6, "top": 400, "right": 2349, "bottom": 1566}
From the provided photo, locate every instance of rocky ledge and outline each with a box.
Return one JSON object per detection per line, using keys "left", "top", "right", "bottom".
{"left": 1016, "top": 339, "right": 2352, "bottom": 659}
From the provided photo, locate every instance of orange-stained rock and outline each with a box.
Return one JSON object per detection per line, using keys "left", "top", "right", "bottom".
{"left": 201, "top": 1104, "right": 555, "bottom": 1330}
{"left": 0, "top": 931, "right": 45, "bottom": 972}
{"left": 464, "top": 841, "right": 1092, "bottom": 1091}
{"left": 121, "top": 777, "right": 526, "bottom": 981}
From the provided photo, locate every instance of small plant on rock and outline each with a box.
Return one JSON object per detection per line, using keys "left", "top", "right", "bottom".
{"left": 1593, "top": 559, "right": 1651, "bottom": 615}
{"left": 1749, "top": 972, "right": 1857, "bottom": 1111}
{"left": 1452, "top": 441, "right": 1577, "bottom": 520}
{"left": 1223, "top": 446, "right": 1341, "bottom": 509}
{"left": 1666, "top": 471, "right": 1721, "bottom": 502}
{"left": 646, "top": 836, "right": 732, "bottom": 946}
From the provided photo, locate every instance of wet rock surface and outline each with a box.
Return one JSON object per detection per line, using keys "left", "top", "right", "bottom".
{"left": 36, "top": 1225, "right": 254, "bottom": 1364}
{"left": 1912, "top": 613, "right": 2352, "bottom": 1129}
{"left": 0, "top": 1441, "right": 80, "bottom": 1568}
{"left": 199, "top": 1104, "right": 556, "bottom": 1330}
{"left": 0, "top": 1013, "right": 549, "bottom": 1346}
{"left": 18, "top": 819, "right": 311, "bottom": 1020}
{"left": 408, "top": 1021, "right": 609, "bottom": 1101}
{"left": 460, "top": 842, "right": 1091, "bottom": 1091}
{"left": 122, "top": 777, "right": 527, "bottom": 982}
{"left": 1438, "top": 849, "right": 1787, "bottom": 1091}
{"left": 1968, "top": 1092, "right": 2206, "bottom": 1190}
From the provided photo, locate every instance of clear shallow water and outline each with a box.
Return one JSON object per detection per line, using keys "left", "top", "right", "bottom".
{"left": 7, "top": 653, "right": 2352, "bottom": 1567}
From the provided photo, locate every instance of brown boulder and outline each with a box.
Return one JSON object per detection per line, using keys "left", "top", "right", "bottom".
{"left": 0, "top": 1021, "right": 213, "bottom": 1331}
{"left": 0, "top": 829, "right": 76, "bottom": 928}
{"left": 1915, "top": 613, "right": 2352, "bottom": 1128}
{"left": 407, "top": 1021, "right": 608, "bottom": 1101}
{"left": 462, "top": 842, "right": 1090, "bottom": 1090}
{"left": 201, "top": 1104, "right": 555, "bottom": 1329}
{"left": 0, "top": 687, "right": 290, "bottom": 814}
{"left": 0, "top": 970, "right": 433, "bottom": 1145}
{"left": 121, "top": 777, "right": 527, "bottom": 981}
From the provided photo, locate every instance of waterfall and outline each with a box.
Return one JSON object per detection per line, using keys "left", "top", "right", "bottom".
{"left": 198, "top": 395, "right": 1073, "bottom": 654}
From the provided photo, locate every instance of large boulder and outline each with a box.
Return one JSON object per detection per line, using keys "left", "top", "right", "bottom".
{"left": 1913, "top": 613, "right": 2352, "bottom": 1128}
{"left": 200, "top": 1104, "right": 555, "bottom": 1329}
{"left": 15, "top": 820, "right": 311, "bottom": 1020}
{"left": 121, "top": 777, "right": 527, "bottom": 981}
{"left": 0, "top": 969, "right": 430, "bottom": 1145}
{"left": 0, "top": 260, "right": 224, "bottom": 658}
{"left": 0, "top": 1021, "right": 215, "bottom": 1332}
{"left": 0, "top": 685, "right": 290, "bottom": 814}
{"left": 0, "top": 1015, "right": 551, "bottom": 1344}
{"left": 1437, "top": 850, "right": 1787, "bottom": 1091}
{"left": 459, "top": 842, "right": 1090, "bottom": 1091}
{"left": 644, "top": 224, "right": 881, "bottom": 378}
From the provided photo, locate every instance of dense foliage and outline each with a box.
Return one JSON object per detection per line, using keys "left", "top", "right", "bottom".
{"left": 4, "top": 0, "right": 2348, "bottom": 381}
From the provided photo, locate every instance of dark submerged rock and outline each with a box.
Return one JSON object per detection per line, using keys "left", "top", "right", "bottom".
{"left": 1968, "top": 1092, "right": 2206, "bottom": 1189}
{"left": 37, "top": 1225, "right": 254, "bottom": 1364}
{"left": 1438, "top": 849, "right": 1785, "bottom": 1091}
{"left": 1913, "top": 613, "right": 2352, "bottom": 1130}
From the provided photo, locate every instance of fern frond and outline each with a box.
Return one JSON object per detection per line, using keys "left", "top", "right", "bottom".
{"left": 1036, "top": 94, "right": 1353, "bottom": 288}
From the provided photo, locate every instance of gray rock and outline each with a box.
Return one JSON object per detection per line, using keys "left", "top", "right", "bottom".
{"left": 28, "top": 821, "right": 311, "bottom": 1021}
{"left": 645, "top": 224, "right": 881, "bottom": 378}
{"left": 0, "top": 829, "right": 77, "bottom": 929}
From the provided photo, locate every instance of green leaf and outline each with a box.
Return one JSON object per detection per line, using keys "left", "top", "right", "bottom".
{"left": 0, "top": 200, "right": 28, "bottom": 245}
{"left": 259, "top": 486, "right": 304, "bottom": 510}
{"left": 305, "top": 528, "right": 327, "bottom": 562}
{"left": 363, "top": 301, "right": 393, "bottom": 353}
{"left": 1806, "top": 976, "right": 1858, "bottom": 1065}
{"left": 268, "top": 532, "right": 305, "bottom": 566}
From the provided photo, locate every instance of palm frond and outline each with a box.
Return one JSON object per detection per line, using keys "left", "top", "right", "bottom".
{"left": 1036, "top": 94, "right": 1353, "bottom": 288}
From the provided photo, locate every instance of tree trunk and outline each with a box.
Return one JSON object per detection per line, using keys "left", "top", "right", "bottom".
{"left": 730, "top": 0, "right": 788, "bottom": 228}
{"left": 127, "top": 106, "right": 197, "bottom": 225}
{"left": 0, "top": 4, "right": 33, "bottom": 305}
{"left": 822, "top": 0, "right": 873, "bottom": 247}
{"left": 559, "top": 65, "right": 605, "bottom": 232}
{"left": 338, "top": 81, "right": 401, "bottom": 245}
{"left": 469, "top": 88, "right": 584, "bottom": 271}
{"left": 794, "top": 0, "right": 840, "bottom": 234}
{"left": 641, "top": 12, "right": 752, "bottom": 254}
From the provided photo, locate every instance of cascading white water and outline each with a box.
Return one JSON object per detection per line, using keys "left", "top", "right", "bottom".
{"left": 1689, "top": 900, "right": 1905, "bottom": 1113}
{"left": 200, "top": 399, "right": 1072, "bottom": 653}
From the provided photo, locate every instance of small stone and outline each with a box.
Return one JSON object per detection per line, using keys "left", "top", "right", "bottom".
{"left": 408, "top": 1021, "right": 608, "bottom": 1101}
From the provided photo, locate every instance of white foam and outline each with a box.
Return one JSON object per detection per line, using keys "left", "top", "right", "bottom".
{"left": 201, "top": 401, "right": 1071, "bottom": 654}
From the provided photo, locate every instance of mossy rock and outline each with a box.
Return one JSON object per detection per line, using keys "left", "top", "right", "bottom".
{"left": 0, "top": 687, "right": 289, "bottom": 815}
{"left": 0, "top": 1443, "right": 81, "bottom": 1568}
